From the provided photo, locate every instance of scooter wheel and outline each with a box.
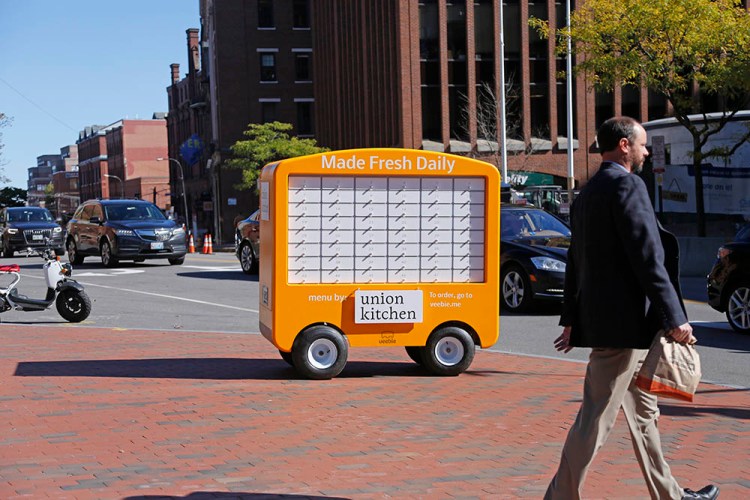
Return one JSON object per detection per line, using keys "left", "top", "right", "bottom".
{"left": 56, "top": 289, "right": 92, "bottom": 322}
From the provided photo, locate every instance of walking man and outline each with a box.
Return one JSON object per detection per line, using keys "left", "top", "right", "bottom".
{"left": 545, "top": 117, "right": 719, "bottom": 500}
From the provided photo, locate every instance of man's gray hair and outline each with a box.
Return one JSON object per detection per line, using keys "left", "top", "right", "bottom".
{"left": 596, "top": 116, "right": 641, "bottom": 153}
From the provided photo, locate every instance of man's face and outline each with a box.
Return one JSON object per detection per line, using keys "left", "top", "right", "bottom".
{"left": 627, "top": 126, "right": 649, "bottom": 174}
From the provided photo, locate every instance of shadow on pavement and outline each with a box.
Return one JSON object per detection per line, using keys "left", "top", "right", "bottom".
{"left": 124, "top": 493, "right": 350, "bottom": 499}
{"left": 660, "top": 400, "right": 750, "bottom": 420}
{"left": 692, "top": 325, "right": 750, "bottom": 352}
{"left": 177, "top": 271, "right": 258, "bottom": 282}
{"left": 13, "top": 358, "right": 437, "bottom": 380}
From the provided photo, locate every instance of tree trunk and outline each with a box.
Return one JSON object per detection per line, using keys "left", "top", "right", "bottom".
{"left": 693, "top": 136, "right": 706, "bottom": 237}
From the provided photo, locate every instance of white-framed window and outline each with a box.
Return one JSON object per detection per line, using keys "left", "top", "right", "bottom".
{"left": 258, "top": 49, "right": 279, "bottom": 82}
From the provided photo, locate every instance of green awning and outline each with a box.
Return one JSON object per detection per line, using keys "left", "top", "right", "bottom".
{"left": 507, "top": 171, "right": 556, "bottom": 186}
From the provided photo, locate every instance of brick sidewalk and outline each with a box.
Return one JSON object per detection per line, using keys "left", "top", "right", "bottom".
{"left": 1, "top": 325, "right": 747, "bottom": 499}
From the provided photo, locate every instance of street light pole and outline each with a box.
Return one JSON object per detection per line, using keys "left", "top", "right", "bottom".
{"left": 157, "top": 157, "right": 190, "bottom": 229}
{"left": 103, "top": 174, "right": 124, "bottom": 199}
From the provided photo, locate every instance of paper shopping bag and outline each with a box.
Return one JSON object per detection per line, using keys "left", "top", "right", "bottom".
{"left": 635, "top": 333, "right": 702, "bottom": 402}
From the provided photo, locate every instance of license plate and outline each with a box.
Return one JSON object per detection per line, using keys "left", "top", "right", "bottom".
{"left": 150, "top": 242, "right": 164, "bottom": 250}
{"left": 32, "top": 234, "right": 43, "bottom": 241}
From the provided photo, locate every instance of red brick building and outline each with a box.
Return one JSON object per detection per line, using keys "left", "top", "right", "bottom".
{"left": 312, "top": 0, "right": 604, "bottom": 186}
{"left": 311, "top": 0, "right": 750, "bottom": 187}
{"left": 77, "top": 119, "right": 170, "bottom": 208}
{"left": 166, "top": 0, "right": 314, "bottom": 243}
{"left": 166, "top": 28, "right": 212, "bottom": 235}
{"left": 50, "top": 145, "right": 80, "bottom": 218}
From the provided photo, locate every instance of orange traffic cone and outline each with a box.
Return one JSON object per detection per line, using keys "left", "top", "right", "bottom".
{"left": 188, "top": 233, "right": 195, "bottom": 254}
{"left": 202, "top": 234, "right": 209, "bottom": 254}
{"left": 207, "top": 233, "right": 214, "bottom": 255}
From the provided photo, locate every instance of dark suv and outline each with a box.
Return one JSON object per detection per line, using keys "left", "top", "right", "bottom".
{"left": 66, "top": 199, "right": 187, "bottom": 267}
{"left": 0, "top": 206, "right": 65, "bottom": 257}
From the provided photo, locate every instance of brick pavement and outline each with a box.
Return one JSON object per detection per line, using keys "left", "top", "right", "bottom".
{"left": 0, "top": 325, "right": 747, "bottom": 499}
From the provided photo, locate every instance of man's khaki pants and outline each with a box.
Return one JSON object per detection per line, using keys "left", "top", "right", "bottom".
{"left": 544, "top": 348, "right": 683, "bottom": 500}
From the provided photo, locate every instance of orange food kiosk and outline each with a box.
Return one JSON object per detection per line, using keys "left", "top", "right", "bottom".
{"left": 259, "top": 149, "right": 500, "bottom": 379}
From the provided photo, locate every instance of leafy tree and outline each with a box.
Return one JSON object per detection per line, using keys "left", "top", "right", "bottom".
{"left": 44, "top": 183, "right": 55, "bottom": 210}
{"left": 227, "top": 122, "right": 328, "bottom": 190}
{"left": 531, "top": 0, "right": 750, "bottom": 236}
{"left": 0, "top": 187, "right": 27, "bottom": 207}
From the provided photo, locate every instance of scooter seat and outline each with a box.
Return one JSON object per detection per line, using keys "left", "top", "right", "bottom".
{"left": 0, "top": 264, "right": 20, "bottom": 273}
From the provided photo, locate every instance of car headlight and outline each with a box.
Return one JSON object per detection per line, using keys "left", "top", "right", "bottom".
{"left": 172, "top": 227, "right": 185, "bottom": 236}
{"left": 530, "top": 256, "right": 566, "bottom": 272}
{"left": 53, "top": 226, "right": 62, "bottom": 233}
{"left": 116, "top": 229, "right": 134, "bottom": 236}
{"left": 7, "top": 228, "right": 18, "bottom": 234}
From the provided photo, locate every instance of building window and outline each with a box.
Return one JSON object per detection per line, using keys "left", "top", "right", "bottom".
{"left": 295, "top": 54, "right": 312, "bottom": 81}
{"left": 258, "top": 0, "right": 274, "bottom": 28}
{"left": 293, "top": 0, "right": 310, "bottom": 28}
{"left": 261, "top": 101, "right": 278, "bottom": 123}
{"left": 296, "top": 101, "right": 314, "bottom": 136}
{"left": 260, "top": 53, "right": 277, "bottom": 82}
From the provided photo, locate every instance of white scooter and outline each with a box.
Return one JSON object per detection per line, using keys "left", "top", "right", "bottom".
{"left": 0, "top": 241, "right": 91, "bottom": 322}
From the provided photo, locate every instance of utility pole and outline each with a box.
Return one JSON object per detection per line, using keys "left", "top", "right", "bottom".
{"left": 156, "top": 157, "right": 190, "bottom": 230}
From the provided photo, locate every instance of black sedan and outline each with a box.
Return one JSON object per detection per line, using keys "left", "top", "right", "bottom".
{"left": 0, "top": 206, "right": 65, "bottom": 257}
{"left": 707, "top": 225, "right": 750, "bottom": 334}
{"left": 500, "top": 204, "right": 570, "bottom": 312}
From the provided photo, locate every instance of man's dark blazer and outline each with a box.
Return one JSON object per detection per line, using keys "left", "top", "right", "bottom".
{"left": 559, "top": 162, "right": 688, "bottom": 349}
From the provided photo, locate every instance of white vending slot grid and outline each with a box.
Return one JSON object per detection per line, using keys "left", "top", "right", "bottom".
{"left": 287, "top": 176, "right": 486, "bottom": 283}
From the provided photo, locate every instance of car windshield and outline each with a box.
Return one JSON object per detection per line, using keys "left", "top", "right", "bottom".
{"left": 7, "top": 208, "right": 54, "bottom": 222}
{"left": 105, "top": 203, "right": 167, "bottom": 221}
{"left": 501, "top": 208, "right": 571, "bottom": 239}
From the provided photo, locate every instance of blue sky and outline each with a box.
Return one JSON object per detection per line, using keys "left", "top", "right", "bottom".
{"left": 0, "top": 1, "right": 201, "bottom": 189}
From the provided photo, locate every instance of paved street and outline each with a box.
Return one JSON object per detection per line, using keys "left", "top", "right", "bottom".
{"left": 1, "top": 252, "right": 748, "bottom": 498}
{"left": 1, "top": 324, "right": 748, "bottom": 499}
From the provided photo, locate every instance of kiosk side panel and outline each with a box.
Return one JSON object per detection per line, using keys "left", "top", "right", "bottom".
{"left": 258, "top": 163, "right": 278, "bottom": 343}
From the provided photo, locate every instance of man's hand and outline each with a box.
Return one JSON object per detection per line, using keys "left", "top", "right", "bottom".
{"left": 554, "top": 326, "right": 573, "bottom": 353}
{"left": 667, "top": 322, "right": 696, "bottom": 345}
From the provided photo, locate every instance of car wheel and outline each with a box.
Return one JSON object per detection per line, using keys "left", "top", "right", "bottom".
{"left": 239, "top": 241, "right": 258, "bottom": 274}
{"left": 291, "top": 325, "right": 348, "bottom": 380}
{"left": 279, "top": 349, "right": 295, "bottom": 366}
{"left": 501, "top": 265, "right": 533, "bottom": 312}
{"left": 56, "top": 289, "right": 92, "bottom": 322}
{"left": 405, "top": 346, "right": 425, "bottom": 365}
{"left": 168, "top": 256, "right": 185, "bottom": 265}
{"left": 67, "top": 239, "right": 83, "bottom": 264}
{"left": 100, "top": 240, "right": 119, "bottom": 268}
{"left": 421, "top": 326, "right": 475, "bottom": 376}
{"left": 725, "top": 281, "right": 750, "bottom": 334}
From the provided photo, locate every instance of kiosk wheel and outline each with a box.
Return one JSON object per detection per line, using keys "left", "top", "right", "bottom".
{"left": 422, "top": 326, "right": 475, "bottom": 376}
{"left": 405, "top": 346, "right": 425, "bottom": 365}
{"left": 292, "top": 325, "right": 348, "bottom": 380}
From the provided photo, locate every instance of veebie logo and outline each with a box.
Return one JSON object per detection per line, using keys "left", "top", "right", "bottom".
{"left": 354, "top": 290, "right": 424, "bottom": 324}
{"left": 321, "top": 154, "right": 455, "bottom": 174}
